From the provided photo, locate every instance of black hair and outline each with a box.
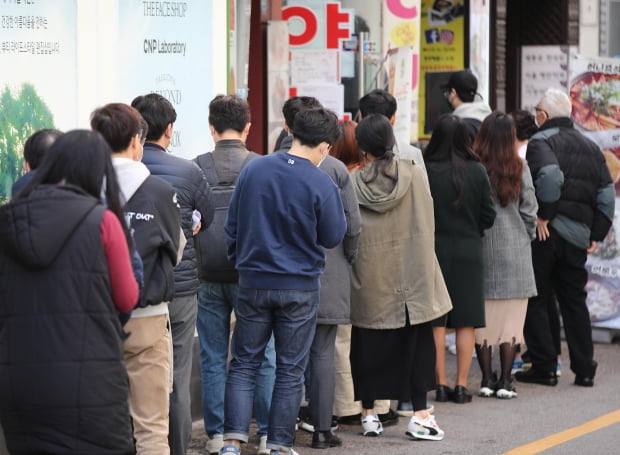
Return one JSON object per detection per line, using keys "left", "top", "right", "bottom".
{"left": 282, "top": 96, "right": 323, "bottom": 130}
{"left": 23, "top": 128, "right": 62, "bottom": 169}
{"left": 510, "top": 109, "right": 538, "bottom": 141}
{"left": 423, "top": 114, "right": 479, "bottom": 209}
{"left": 18, "top": 130, "right": 131, "bottom": 245}
{"left": 355, "top": 113, "right": 396, "bottom": 184}
{"left": 358, "top": 89, "right": 397, "bottom": 119}
{"left": 291, "top": 108, "right": 341, "bottom": 148}
{"left": 209, "top": 94, "right": 251, "bottom": 134}
{"left": 90, "top": 103, "right": 146, "bottom": 152}
{"left": 131, "top": 93, "right": 177, "bottom": 141}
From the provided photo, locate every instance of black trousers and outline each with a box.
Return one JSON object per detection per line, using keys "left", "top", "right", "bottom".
{"left": 523, "top": 230, "right": 597, "bottom": 378}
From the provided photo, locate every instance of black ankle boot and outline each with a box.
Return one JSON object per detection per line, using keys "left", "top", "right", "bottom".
{"left": 312, "top": 431, "right": 343, "bottom": 449}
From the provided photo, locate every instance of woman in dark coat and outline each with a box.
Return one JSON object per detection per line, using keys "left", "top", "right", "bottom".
{"left": 424, "top": 115, "right": 496, "bottom": 404}
{"left": 0, "top": 130, "right": 139, "bottom": 454}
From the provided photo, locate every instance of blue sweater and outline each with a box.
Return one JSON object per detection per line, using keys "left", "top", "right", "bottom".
{"left": 225, "top": 152, "right": 346, "bottom": 290}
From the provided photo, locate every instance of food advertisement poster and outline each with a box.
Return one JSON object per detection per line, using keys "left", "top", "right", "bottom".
{"left": 419, "top": 0, "right": 466, "bottom": 140}
{"left": 569, "top": 54, "right": 620, "bottom": 330}
{"left": 118, "top": 1, "right": 214, "bottom": 159}
{"left": 0, "top": 0, "right": 77, "bottom": 203}
{"left": 382, "top": 0, "right": 420, "bottom": 143}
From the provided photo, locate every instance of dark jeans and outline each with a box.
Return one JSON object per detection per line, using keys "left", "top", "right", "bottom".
{"left": 523, "top": 231, "right": 597, "bottom": 377}
{"left": 223, "top": 287, "right": 319, "bottom": 453}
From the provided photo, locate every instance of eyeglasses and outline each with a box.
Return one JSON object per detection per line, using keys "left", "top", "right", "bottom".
{"left": 534, "top": 106, "right": 548, "bottom": 117}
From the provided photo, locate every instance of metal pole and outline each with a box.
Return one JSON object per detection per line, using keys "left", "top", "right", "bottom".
{"left": 358, "top": 32, "right": 366, "bottom": 100}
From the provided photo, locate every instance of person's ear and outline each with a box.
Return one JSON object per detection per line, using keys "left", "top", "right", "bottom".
{"left": 242, "top": 122, "right": 251, "bottom": 140}
{"left": 389, "top": 114, "right": 397, "bottom": 126}
{"left": 130, "top": 134, "right": 143, "bottom": 161}
{"left": 165, "top": 123, "right": 174, "bottom": 139}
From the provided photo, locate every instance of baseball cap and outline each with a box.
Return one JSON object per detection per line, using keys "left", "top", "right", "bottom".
{"left": 441, "top": 70, "right": 478, "bottom": 99}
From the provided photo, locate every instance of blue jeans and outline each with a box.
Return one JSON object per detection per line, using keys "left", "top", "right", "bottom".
{"left": 223, "top": 287, "right": 319, "bottom": 453}
{"left": 196, "top": 282, "right": 275, "bottom": 438}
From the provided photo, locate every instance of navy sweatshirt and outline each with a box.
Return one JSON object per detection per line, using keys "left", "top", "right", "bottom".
{"left": 225, "top": 152, "right": 346, "bottom": 290}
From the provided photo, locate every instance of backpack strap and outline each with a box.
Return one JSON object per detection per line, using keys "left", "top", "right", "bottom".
{"left": 194, "top": 150, "right": 261, "bottom": 186}
{"left": 194, "top": 153, "right": 220, "bottom": 186}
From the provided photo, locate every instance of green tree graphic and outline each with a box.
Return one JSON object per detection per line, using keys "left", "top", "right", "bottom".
{"left": 0, "top": 83, "right": 55, "bottom": 203}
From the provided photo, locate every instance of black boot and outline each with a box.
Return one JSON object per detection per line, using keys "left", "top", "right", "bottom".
{"left": 312, "top": 431, "right": 343, "bottom": 449}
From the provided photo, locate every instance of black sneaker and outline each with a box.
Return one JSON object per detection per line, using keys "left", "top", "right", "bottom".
{"left": 336, "top": 413, "right": 361, "bottom": 425}
{"left": 377, "top": 408, "right": 399, "bottom": 427}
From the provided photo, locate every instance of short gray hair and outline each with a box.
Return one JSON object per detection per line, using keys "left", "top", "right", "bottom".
{"left": 538, "top": 88, "right": 572, "bottom": 119}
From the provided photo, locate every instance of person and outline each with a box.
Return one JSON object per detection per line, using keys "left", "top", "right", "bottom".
{"left": 441, "top": 70, "right": 492, "bottom": 140}
{"left": 329, "top": 120, "right": 363, "bottom": 171}
{"left": 220, "top": 108, "right": 347, "bottom": 455}
{"left": 91, "top": 103, "right": 184, "bottom": 454}
{"left": 0, "top": 130, "right": 139, "bottom": 454}
{"left": 424, "top": 114, "right": 496, "bottom": 404}
{"left": 131, "top": 93, "right": 215, "bottom": 455}
{"left": 510, "top": 109, "right": 538, "bottom": 159}
{"left": 515, "top": 88, "right": 615, "bottom": 387}
{"left": 11, "top": 128, "right": 62, "bottom": 196}
{"left": 472, "top": 112, "right": 538, "bottom": 399}
{"left": 280, "top": 99, "right": 362, "bottom": 450}
{"left": 193, "top": 95, "right": 275, "bottom": 455}
{"left": 357, "top": 89, "right": 426, "bottom": 172}
{"left": 349, "top": 114, "right": 452, "bottom": 442}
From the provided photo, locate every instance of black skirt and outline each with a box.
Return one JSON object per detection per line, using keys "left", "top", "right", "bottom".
{"left": 350, "top": 321, "right": 436, "bottom": 404}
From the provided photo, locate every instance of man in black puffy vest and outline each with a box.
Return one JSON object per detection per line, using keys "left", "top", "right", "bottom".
{"left": 516, "top": 88, "right": 615, "bottom": 388}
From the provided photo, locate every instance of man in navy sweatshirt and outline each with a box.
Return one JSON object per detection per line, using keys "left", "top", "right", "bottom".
{"left": 220, "top": 108, "right": 347, "bottom": 455}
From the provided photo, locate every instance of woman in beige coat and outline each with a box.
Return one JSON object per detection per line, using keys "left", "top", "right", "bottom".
{"left": 349, "top": 114, "right": 452, "bottom": 442}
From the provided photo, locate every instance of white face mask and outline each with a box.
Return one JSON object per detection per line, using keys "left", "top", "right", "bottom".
{"left": 317, "top": 146, "right": 328, "bottom": 167}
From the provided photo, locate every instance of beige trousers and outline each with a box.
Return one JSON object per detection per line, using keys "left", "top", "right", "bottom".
{"left": 333, "top": 324, "right": 390, "bottom": 416}
{"left": 124, "top": 314, "right": 172, "bottom": 455}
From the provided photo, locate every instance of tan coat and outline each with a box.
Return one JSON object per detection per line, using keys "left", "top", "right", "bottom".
{"left": 350, "top": 159, "right": 452, "bottom": 329}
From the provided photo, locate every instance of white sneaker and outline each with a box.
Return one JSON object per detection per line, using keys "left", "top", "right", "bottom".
{"left": 257, "top": 435, "right": 270, "bottom": 455}
{"left": 406, "top": 415, "right": 445, "bottom": 441}
{"left": 361, "top": 414, "right": 383, "bottom": 437}
{"left": 207, "top": 434, "right": 224, "bottom": 454}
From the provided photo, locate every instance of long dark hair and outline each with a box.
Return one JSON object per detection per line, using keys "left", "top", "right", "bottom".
{"left": 17, "top": 130, "right": 131, "bottom": 245}
{"left": 355, "top": 114, "right": 396, "bottom": 184}
{"left": 423, "top": 114, "right": 479, "bottom": 209}
{"left": 474, "top": 112, "right": 523, "bottom": 207}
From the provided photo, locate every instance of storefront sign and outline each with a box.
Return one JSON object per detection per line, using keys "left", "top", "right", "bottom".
{"left": 283, "top": 1, "right": 353, "bottom": 49}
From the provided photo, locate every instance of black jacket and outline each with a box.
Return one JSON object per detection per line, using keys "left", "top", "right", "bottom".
{"left": 0, "top": 185, "right": 134, "bottom": 454}
{"left": 142, "top": 143, "right": 214, "bottom": 296}
{"left": 526, "top": 117, "right": 615, "bottom": 248}
{"left": 126, "top": 175, "right": 181, "bottom": 306}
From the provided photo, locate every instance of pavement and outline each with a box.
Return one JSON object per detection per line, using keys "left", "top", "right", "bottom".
{"left": 188, "top": 339, "right": 620, "bottom": 455}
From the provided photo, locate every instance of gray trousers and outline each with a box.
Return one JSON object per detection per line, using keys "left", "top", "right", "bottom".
{"left": 308, "top": 324, "right": 338, "bottom": 432}
{"left": 168, "top": 294, "right": 198, "bottom": 455}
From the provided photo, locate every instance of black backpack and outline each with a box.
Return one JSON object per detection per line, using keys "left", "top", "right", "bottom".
{"left": 194, "top": 151, "right": 259, "bottom": 282}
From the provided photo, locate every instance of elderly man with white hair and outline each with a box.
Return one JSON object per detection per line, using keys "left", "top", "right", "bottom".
{"left": 515, "top": 88, "right": 615, "bottom": 388}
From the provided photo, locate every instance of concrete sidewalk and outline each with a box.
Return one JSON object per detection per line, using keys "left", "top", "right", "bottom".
{"left": 188, "top": 340, "right": 620, "bottom": 455}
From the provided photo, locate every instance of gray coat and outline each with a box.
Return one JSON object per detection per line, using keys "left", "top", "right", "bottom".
{"left": 317, "top": 155, "right": 362, "bottom": 324}
{"left": 482, "top": 163, "right": 538, "bottom": 299}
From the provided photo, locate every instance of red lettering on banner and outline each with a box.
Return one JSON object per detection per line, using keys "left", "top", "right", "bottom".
{"left": 282, "top": 6, "right": 318, "bottom": 46}
{"left": 325, "top": 3, "right": 351, "bottom": 49}
{"left": 386, "top": 0, "right": 418, "bottom": 19}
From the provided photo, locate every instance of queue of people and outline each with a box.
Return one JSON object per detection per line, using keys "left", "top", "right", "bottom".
{"left": 0, "top": 72, "right": 615, "bottom": 455}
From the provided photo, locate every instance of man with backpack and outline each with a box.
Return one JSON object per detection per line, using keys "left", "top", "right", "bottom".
{"left": 194, "top": 95, "right": 275, "bottom": 455}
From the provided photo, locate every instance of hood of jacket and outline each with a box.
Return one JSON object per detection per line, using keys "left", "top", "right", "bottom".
{"left": 353, "top": 159, "right": 412, "bottom": 213}
{"left": 112, "top": 157, "right": 150, "bottom": 202}
{"left": 453, "top": 101, "right": 492, "bottom": 122}
{"left": 0, "top": 184, "right": 100, "bottom": 268}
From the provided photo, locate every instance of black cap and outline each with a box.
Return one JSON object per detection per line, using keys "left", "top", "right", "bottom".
{"left": 441, "top": 70, "right": 478, "bottom": 99}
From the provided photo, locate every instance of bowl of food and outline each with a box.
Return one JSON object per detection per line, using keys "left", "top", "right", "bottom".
{"left": 569, "top": 72, "right": 620, "bottom": 132}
